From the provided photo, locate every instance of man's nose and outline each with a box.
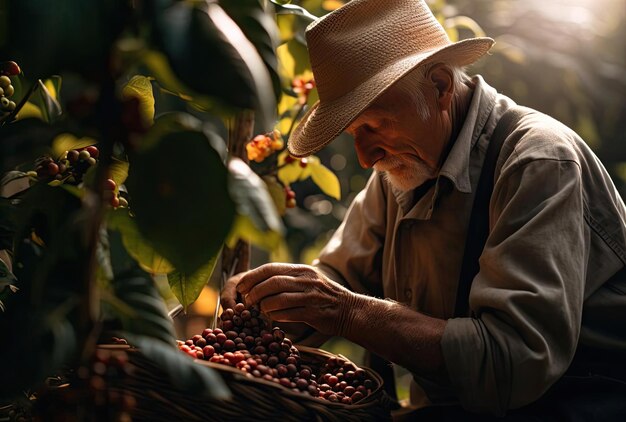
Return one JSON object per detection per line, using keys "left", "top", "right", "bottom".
{"left": 354, "top": 137, "right": 385, "bottom": 168}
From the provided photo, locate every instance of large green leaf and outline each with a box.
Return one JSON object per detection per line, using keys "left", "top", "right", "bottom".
{"left": 107, "top": 209, "right": 174, "bottom": 275}
{"left": 125, "top": 335, "right": 231, "bottom": 400}
{"left": 167, "top": 252, "right": 220, "bottom": 311}
{"left": 153, "top": 0, "right": 275, "bottom": 128}
{"left": 221, "top": 0, "right": 282, "bottom": 101}
{"left": 126, "top": 113, "right": 235, "bottom": 275}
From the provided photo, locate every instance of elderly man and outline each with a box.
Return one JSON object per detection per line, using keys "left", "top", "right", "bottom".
{"left": 223, "top": 0, "right": 626, "bottom": 419}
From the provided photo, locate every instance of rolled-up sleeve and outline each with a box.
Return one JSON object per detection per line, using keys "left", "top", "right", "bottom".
{"left": 315, "top": 172, "right": 387, "bottom": 295}
{"left": 442, "top": 157, "right": 587, "bottom": 415}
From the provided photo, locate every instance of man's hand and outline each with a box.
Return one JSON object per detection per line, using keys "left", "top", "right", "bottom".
{"left": 234, "top": 263, "right": 356, "bottom": 337}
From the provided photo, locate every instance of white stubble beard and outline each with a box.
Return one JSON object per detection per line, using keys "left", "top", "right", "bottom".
{"left": 374, "top": 155, "right": 437, "bottom": 191}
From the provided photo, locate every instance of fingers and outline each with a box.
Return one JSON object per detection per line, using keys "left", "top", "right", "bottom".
{"left": 244, "top": 275, "right": 302, "bottom": 306}
{"left": 257, "top": 291, "right": 311, "bottom": 314}
{"left": 221, "top": 272, "right": 246, "bottom": 310}
{"left": 237, "top": 263, "right": 304, "bottom": 295}
{"left": 265, "top": 307, "right": 308, "bottom": 324}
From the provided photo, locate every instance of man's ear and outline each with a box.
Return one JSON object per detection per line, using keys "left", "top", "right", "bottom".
{"left": 427, "top": 64, "right": 454, "bottom": 111}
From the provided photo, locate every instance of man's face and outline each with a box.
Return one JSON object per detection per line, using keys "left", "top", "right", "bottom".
{"left": 345, "top": 84, "right": 449, "bottom": 191}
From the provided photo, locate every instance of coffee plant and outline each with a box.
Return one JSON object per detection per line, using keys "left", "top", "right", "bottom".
{"left": 0, "top": 0, "right": 340, "bottom": 419}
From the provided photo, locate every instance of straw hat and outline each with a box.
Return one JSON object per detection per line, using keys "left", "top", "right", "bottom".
{"left": 287, "top": 0, "right": 495, "bottom": 157}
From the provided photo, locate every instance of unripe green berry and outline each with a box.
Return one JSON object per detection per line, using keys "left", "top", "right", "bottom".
{"left": 0, "top": 97, "right": 9, "bottom": 109}
{"left": 0, "top": 76, "right": 10, "bottom": 89}
{"left": 87, "top": 157, "right": 97, "bottom": 166}
{"left": 5, "top": 85, "right": 14, "bottom": 97}
{"left": 78, "top": 150, "right": 91, "bottom": 160}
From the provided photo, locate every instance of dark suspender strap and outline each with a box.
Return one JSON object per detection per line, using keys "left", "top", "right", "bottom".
{"left": 454, "top": 106, "right": 531, "bottom": 317}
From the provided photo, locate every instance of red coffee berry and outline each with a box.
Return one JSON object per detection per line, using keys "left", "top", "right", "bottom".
{"left": 234, "top": 303, "right": 246, "bottom": 314}
{"left": 47, "top": 162, "right": 59, "bottom": 176}
{"left": 351, "top": 391, "right": 364, "bottom": 403}
{"left": 86, "top": 146, "right": 99, "bottom": 158}
{"left": 0, "top": 61, "right": 20, "bottom": 76}
{"left": 202, "top": 345, "right": 215, "bottom": 359}
{"left": 104, "top": 178, "right": 116, "bottom": 191}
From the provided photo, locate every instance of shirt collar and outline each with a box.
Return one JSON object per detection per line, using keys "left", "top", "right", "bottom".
{"left": 438, "top": 75, "right": 497, "bottom": 194}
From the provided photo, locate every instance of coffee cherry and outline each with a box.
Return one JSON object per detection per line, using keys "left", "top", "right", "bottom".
{"left": 104, "top": 178, "right": 117, "bottom": 191}
{"left": 0, "top": 61, "right": 20, "bottom": 76}
{"left": 67, "top": 150, "right": 80, "bottom": 163}
{"left": 0, "top": 76, "right": 10, "bottom": 89}
{"left": 0, "top": 96, "right": 9, "bottom": 109}
{"left": 47, "top": 162, "right": 59, "bottom": 176}
{"left": 86, "top": 146, "right": 99, "bottom": 158}
{"left": 4, "top": 84, "right": 14, "bottom": 97}
{"left": 78, "top": 150, "right": 91, "bottom": 160}
{"left": 234, "top": 303, "right": 246, "bottom": 314}
{"left": 86, "top": 157, "right": 97, "bottom": 166}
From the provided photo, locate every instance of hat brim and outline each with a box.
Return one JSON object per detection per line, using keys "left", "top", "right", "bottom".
{"left": 288, "top": 37, "right": 494, "bottom": 158}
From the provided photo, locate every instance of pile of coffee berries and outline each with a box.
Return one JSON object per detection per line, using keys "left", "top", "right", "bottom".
{"left": 178, "top": 304, "right": 376, "bottom": 404}
{"left": 33, "top": 146, "right": 99, "bottom": 183}
{"left": 317, "top": 356, "right": 375, "bottom": 404}
{"left": 246, "top": 129, "right": 284, "bottom": 163}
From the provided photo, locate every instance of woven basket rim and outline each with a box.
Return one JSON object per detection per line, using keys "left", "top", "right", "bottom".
{"left": 98, "top": 343, "right": 386, "bottom": 409}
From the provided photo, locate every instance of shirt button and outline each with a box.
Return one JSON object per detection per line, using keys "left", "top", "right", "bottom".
{"left": 404, "top": 288, "right": 412, "bottom": 300}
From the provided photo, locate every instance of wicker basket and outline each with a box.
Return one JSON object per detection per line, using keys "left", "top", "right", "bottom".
{"left": 102, "top": 344, "right": 395, "bottom": 422}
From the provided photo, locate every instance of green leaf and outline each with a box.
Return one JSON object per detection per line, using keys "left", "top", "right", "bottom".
{"left": 263, "top": 175, "right": 287, "bottom": 215}
{"left": 277, "top": 150, "right": 304, "bottom": 185}
{"left": 228, "top": 158, "right": 284, "bottom": 235}
{"left": 167, "top": 252, "right": 220, "bottom": 311}
{"left": 107, "top": 209, "right": 174, "bottom": 275}
{"left": 226, "top": 214, "right": 282, "bottom": 251}
{"left": 126, "top": 113, "right": 235, "bottom": 275}
{"left": 111, "top": 274, "right": 177, "bottom": 345}
{"left": 51, "top": 133, "right": 97, "bottom": 159}
{"left": 124, "top": 335, "right": 231, "bottom": 400}
{"left": 310, "top": 162, "right": 341, "bottom": 200}
{"left": 221, "top": 0, "right": 282, "bottom": 101}
{"left": 153, "top": 1, "right": 275, "bottom": 128}
{"left": 30, "top": 79, "right": 63, "bottom": 124}
{"left": 270, "top": 0, "right": 318, "bottom": 22}
{"left": 109, "top": 157, "right": 130, "bottom": 187}
{"left": 122, "top": 75, "right": 155, "bottom": 125}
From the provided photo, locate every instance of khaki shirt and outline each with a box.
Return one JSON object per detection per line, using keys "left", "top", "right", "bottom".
{"left": 315, "top": 76, "right": 626, "bottom": 414}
